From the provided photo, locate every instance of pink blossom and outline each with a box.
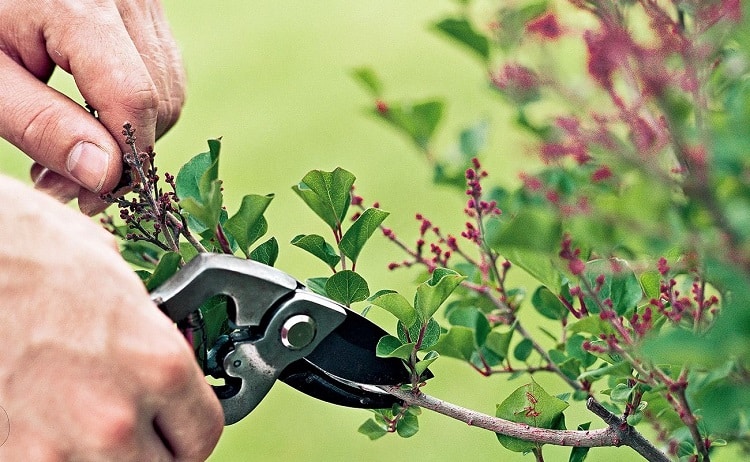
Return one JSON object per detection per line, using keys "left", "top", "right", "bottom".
{"left": 491, "top": 63, "right": 540, "bottom": 104}
{"left": 584, "top": 27, "right": 637, "bottom": 91}
{"left": 526, "top": 13, "right": 563, "bottom": 40}
{"left": 591, "top": 165, "right": 612, "bottom": 182}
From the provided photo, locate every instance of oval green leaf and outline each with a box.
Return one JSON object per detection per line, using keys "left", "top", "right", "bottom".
{"left": 291, "top": 234, "right": 340, "bottom": 268}
{"left": 325, "top": 270, "right": 370, "bottom": 306}
{"left": 339, "top": 208, "right": 390, "bottom": 263}
{"left": 292, "top": 168, "right": 355, "bottom": 231}
{"left": 249, "top": 237, "right": 279, "bottom": 266}
{"left": 531, "top": 286, "right": 568, "bottom": 320}
{"left": 376, "top": 335, "right": 415, "bottom": 361}
{"left": 495, "top": 380, "right": 569, "bottom": 452}
{"left": 583, "top": 258, "right": 643, "bottom": 315}
{"left": 415, "top": 268, "right": 465, "bottom": 321}
{"left": 224, "top": 193, "right": 274, "bottom": 257}
{"left": 369, "top": 290, "right": 417, "bottom": 328}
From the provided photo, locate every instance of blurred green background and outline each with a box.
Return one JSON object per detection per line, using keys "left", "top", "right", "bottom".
{"left": 1, "top": 1, "right": 739, "bottom": 461}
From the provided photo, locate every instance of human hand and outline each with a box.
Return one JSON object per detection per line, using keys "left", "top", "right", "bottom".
{"left": 0, "top": 0, "right": 185, "bottom": 215}
{"left": 0, "top": 176, "right": 223, "bottom": 461}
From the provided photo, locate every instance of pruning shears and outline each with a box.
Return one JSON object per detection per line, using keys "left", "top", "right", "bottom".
{"left": 151, "top": 253, "right": 428, "bottom": 425}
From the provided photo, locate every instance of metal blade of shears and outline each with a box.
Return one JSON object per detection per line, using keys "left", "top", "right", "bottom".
{"left": 278, "top": 309, "right": 432, "bottom": 408}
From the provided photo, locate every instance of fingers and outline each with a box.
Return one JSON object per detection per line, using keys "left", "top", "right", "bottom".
{"left": 30, "top": 163, "right": 81, "bottom": 204}
{"left": 44, "top": 2, "right": 157, "bottom": 154}
{"left": 117, "top": 0, "right": 186, "bottom": 138}
{"left": 153, "top": 378, "right": 224, "bottom": 461}
{"left": 152, "top": 338, "right": 224, "bottom": 460}
{"left": 0, "top": 52, "right": 123, "bottom": 193}
{"left": 0, "top": 0, "right": 185, "bottom": 210}
{"left": 44, "top": 0, "right": 185, "bottom": 150}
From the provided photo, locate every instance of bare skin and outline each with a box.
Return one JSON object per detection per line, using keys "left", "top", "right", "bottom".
{"left": 0, "top": 0, "right": 186, "bottom": 214}
{"left": 0, "top": 178, "right": 223, "bottom": 461}
{"left": 0, "top": 1, "right": 224, "bottom": 460}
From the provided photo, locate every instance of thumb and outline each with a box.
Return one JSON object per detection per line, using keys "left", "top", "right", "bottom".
{"left": 0, "top": 53, "right": 122, "bottom": 194}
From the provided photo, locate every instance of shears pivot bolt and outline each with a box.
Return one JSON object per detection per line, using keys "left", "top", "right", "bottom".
{"left": 281, "top": 314, "right": 317, "bottom": 350}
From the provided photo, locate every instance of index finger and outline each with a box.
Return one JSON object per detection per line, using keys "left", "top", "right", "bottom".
{"left": 44, "top": 1, "right": 160, "bottom": 155}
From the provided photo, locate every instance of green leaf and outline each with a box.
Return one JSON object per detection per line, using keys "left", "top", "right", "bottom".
{"left": 567, "top": 315, "right": 615, "bottom": 336}
{"left": 306, "top": 277, "right": 328, "bottom": 297}
{"left": 376, "top": 100, "right": 444, "bottom": 150}
{"left": 291, "top": 234, "right": 340, "bottom": 268}
{"left": 496, "top": 380, "right": 569, "bottom": 452}
{"left": 198, "top": 295, "right": 231, "bottom": 356}
{"left": 487, "top": 210, "right": 563, "bottom": 292}
{"left": 610, "top": 383, "right": 634, "bottom": 403}
{"left": 352, "top": 67, "right": 383, "bottom": 97}
{"left": 135, "top": 270, "right": 151, "bottom": 282}
{"left": 174, "top": 140, "right": 223, "bottom": 232}
{"left": 415, "top": 350, "right": 439, "bottom": 376}
{"left": 325, "top": 270, "right": 370, "bottom": 306}
{"left": 640, "top": 270, "right": 662, "bottom": 300}
{"left": 513, "top": 338, "right": 534, "bottom": 362}
{"left": 145, "top": 251, "right": 181, "bottom": 291}
{"left": 201, "top": 139, "right": 222, "bottom": 190}
{"left": 566, "top": 334, "right": 596, "bottom": 368}
{"left": 577, "top": 361, "right": 631, "bottom": 382}
{"left": 224, "top": 193, "right": 274, "bottom": 257}
{"left": 120, "top": 240, "right": 163, "bottom": 269}
{"left": 496, "top": 1, "right": 549, "bottom": 50}
{"left": 414, "top": 268, "right": 465, "bottom": 321}
{"left": 447, "top": 306, "right": 491, "bottom": 347}
{"left": 339, "top": 208, "right": 390, "bottom": 263}
{"left": 398, "top": 318, "right": 441, "bottom": 349}
{"left": 175, "top": 139, "right": 221, "bottom": 203}
{"left": 569, "top": 422, "right": 591, "bottom": 462}
{"left": 179, "top": 179, "right": 223, "bottom": 231}
{"left": 368, "top": 290, "right": 417, "bottom": 328}
{"left": 502, "top": 248, "right": 562, "bottom": 293}
{"left": 434, "top": 326, "right": 475, "bottom": 361}
{"left": 532, "top": 286, "right": 568, "bottom": 320}
{"left": 419, "top": 318, "right": 442, "bottom": 350}
{"left": 358, "top": 418, "right": 388, "bottom": 440}
{"left": 293, "top": 168, "right": 356, "bottom": 231}
{"left": 376, "top": 335, "right": 415, "bottom": 360}
{"left": 249, "top": 237, "right": 279, "bottom": 266}
{"left": 582, "top": 259, "right": 643, "bottom": 315}
{"left": 433, "top": 17, "right": 490, "bottom": 61}
{"left": 396, "top": 412, "right": 420, "bottom": 438}
{"left": 485, "top": 329, "right": 514, "bottom": 360}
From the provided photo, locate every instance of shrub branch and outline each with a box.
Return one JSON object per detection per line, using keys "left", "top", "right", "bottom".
{"left": 383, "top": 387, "right": 670, "bottom": 462}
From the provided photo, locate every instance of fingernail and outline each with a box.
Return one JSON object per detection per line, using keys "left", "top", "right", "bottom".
{"left": 67, "top": 141, "right": 110, "bottom": 192}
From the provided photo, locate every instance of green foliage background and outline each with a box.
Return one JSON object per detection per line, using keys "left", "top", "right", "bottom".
{"left": 0, "top": 1, "right": 744, "bottom": 461}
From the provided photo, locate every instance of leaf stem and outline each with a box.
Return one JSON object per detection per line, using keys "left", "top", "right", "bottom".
{"left": 215, "top": 224, "right": 233, "bottom": 254}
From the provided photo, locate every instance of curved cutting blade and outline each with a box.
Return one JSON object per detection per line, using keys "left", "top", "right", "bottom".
{"left": 279, "top": 309, "right": 433, "bottom": 408}
{"left": 279, "top": 359, "right": 400, "bottom": 409}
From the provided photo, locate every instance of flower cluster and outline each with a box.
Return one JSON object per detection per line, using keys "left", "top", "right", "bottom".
{"left": 649, "top": 258, "right": 720, "bottom": 330}
{"left": 101, "top": 124, "right": 188, "bottom": 254}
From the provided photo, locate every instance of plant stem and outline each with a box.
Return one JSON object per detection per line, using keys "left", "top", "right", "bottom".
{"left": 215, "top": 224, "right": 233, "bottom": 254}
{"left": 168, "top": 213, "right": 207, "bottom": 253}
{"left": 382, "top": 387, "right": 670, "bottom": 462}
